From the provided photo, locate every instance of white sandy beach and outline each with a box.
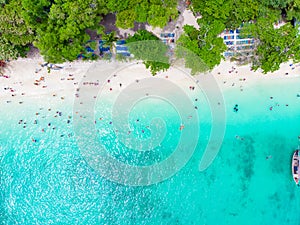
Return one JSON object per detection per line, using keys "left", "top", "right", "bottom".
{"left": 1, "top": 55, "right": 299, "bottom": 104}
{"left": 0, "top": 6, "right": 299, "bottom": 105}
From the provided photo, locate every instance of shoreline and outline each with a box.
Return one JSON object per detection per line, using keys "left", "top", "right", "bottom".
{"left": 0, "top": 56, "right": 299, "bottom": 105}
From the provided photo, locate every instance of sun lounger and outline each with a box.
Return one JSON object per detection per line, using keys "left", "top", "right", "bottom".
{"left": 116, "top": 46, "right": 128, "bottom": 51}
{"left": 120, "top": 52, "right": 131, "bottom": 57}
{"left": 116, "top": 40, "right": 126, "bottom": 45}
{"left": 51, "top": 65, "right": 63, "bottom": 70}
{"left": 85, "top": 46, "right": 94, "bottom": 53}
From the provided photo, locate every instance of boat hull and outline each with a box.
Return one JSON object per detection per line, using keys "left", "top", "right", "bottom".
{"left": 292, "top": 150, "right": 300, "bottom": 185}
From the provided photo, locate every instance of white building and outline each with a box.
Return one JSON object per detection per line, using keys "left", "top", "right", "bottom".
{"left": 220, "top": 28, "right": 255, "bottom": 58}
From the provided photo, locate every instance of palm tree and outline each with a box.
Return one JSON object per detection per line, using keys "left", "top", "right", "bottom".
{"left": 102, "top": 31, "right": 118, "bottom": 49}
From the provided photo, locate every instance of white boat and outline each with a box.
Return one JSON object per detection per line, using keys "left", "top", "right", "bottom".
{"left": 292, "top": 150, "right": 300, "bottom": 185}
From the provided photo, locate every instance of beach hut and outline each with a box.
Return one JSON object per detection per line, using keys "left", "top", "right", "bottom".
{"left": 220, "top": 25, "right": 255, "bottom": 58}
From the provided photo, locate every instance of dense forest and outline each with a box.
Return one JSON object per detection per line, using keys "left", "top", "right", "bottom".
{"left": 0, "top": 0, "right": 300, "bottom": 74}
{"left": 178, "top": 0, "right": 300, "bottom": 73}
{"left": 0, "top": 0, "right": 178, "bottom": 63}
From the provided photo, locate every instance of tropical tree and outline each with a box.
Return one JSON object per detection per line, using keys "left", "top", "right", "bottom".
{"left": 0, "top": 37, "right": 23, "bottom": 60}
{"left": 101, "top": 31, "right": 118, "bottom": 49}
{"left": 126, "top": 29, "right": 159, "bottom": 42}
{"left": 191, "top": 0, "right": 231, "bottom": 24}
{"left": 106, "top": 0, "right": 130, "bottom": 12}
{"left": 176, "top": 20, "right": 227, "bottom": 74}
{"left": 261, "top": 0, "right": 293, "bottom": 8}
{"left": 134, "top": 2, "right": 148, "bottom": 23}
{"left": 32, "top": 0, "right": 104, "bottom": 63}
{"left": 147, "top": 4, "right": 178, "bottom": 28}
{"left": 115, "top": 9, "right": 136, "bottom": 29}
{"left": 227, "top": 0, "right": 260, "bottom": 27}
{"left": 286, "top": 0, "right": 300, "bottom": 20}
{"left": 126, "top": 30, "right": 170, "bottom": 75}
{"left": 242, "top": 17, "right": 300, "bottom": 73}
{"left": 110, "top": 0, "right": 178, "bottom": 29}
{"left": 21, "top": 0, "right": 52, "bottom": 30}
{"left": 0, "top": 0, "right": 35, "bottom": 58}
{"left": 191, "top": 0, "right": 261, "bottom": 28}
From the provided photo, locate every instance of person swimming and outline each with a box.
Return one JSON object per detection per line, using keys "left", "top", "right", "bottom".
{"left": 233, "top": 104, "right": 239, "bottom": 112}
{"left": 266, "top": 155, "right": 272, "bottom": 160}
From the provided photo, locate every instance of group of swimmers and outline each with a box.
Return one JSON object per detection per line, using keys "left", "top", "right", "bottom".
{"left": 233, "top": 104, "right": 239, "bottom": 112}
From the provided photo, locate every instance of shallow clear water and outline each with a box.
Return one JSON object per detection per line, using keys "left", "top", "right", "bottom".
{"left": 1, "top": 76, "right": 300, "bottom": 224}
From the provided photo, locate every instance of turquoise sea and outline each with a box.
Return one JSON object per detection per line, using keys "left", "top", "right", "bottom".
{"left": 1, "top": 72, "right": 300, "bottom": 224}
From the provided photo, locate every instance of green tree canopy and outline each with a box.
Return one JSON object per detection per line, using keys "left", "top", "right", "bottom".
{"left": 0, "top": 0, "right": 35, "bottom": 45}
{"left": 176, "top": 20, "right": 227, "bottom": 74}
{"left": 112, "top": 0, "right": 178, "bottom": 29}
{"left": 286, "top": 0, "right": 300, "bottom": 20}
{"left": 32, "top": 0, "right": 104, "bottom": 62}
{"left": 192, "top": 0, "right": 268, "bottom": 28}
{"left": 0, "top": 0, "right": 34, "bottom": 60}
{"left": 0, "top": 37, "right": 21, "bottom": 60}
{"left": 21, "top": 0, "right": 52, "bottom": 30}
{"left": 101, "top": 31, "right": 118, "bottom": 48}
{"left": 189, "top": 0, "right": 300, "bottom": 73}
{"left": 115, "top": 10, "right": 136, "bottom": 29}
{"left": 126, "top": 30, "right": 170, "bottom": 75}
{"left": 147, "top": 3, "right": 177, "bottom": 28}
{"left": 242, "top": 18, "right": 300, "bottom": 73}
